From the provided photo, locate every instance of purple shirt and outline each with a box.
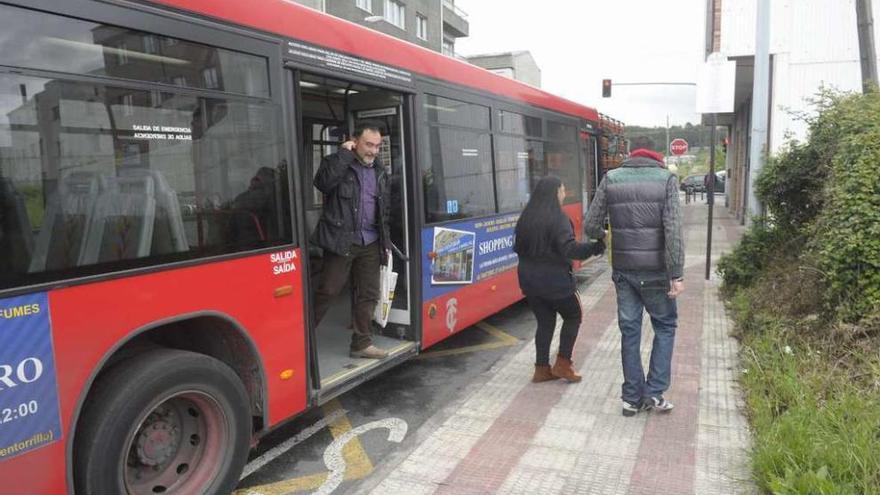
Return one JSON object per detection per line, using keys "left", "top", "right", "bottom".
{"left": 353, "top": 162, "right": 379, "bottom": 245}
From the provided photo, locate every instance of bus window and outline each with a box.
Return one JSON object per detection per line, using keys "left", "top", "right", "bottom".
{"left": 494, "top": 135, "right": 528, "bottom": 212}
{"left": 494, "top": 110, "right": 544, "bottom": 212}
{"left": 0, "top": 73, "right": 288, "bottom": 291}
{"left": 0, "top": 3, "right": 270, "bottom": 98}
{"left": 498, "top": 110, "right": 542, "bottom": 138}
{"left": 422, "top": 95, "right": 494, "bottom": 223}
{"left": 545, "top": 121, "right": 580, "bottom": 204}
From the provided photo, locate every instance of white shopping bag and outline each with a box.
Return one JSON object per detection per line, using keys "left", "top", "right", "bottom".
{"left": 373, "top": 250, "right": 398, "bottom": 328}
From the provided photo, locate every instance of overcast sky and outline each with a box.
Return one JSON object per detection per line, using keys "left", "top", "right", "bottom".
{"left": 455, "top": 0, "right": 707, "bottom": 127}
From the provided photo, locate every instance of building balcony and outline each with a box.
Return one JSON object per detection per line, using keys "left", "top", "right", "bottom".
{"left": 442, "top": 0, "right": 469, "bottom": 38}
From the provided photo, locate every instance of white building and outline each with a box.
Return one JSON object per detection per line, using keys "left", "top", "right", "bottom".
{"left": 705, "top": 0, "right": 880, "bottom": 221}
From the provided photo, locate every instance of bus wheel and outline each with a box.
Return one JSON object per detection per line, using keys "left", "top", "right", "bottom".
{"left": 74, "top": 349, "right": 251, "bottom": 495}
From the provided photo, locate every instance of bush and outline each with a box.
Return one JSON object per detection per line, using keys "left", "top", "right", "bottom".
{"left": 809, "top": 92, "right": 880, "bottom": 321}
{"left": 720, "top": 89, "right": 880, "bottom": 494}
{"left": 717, "top": 221, "right": 785, "bottom": 296}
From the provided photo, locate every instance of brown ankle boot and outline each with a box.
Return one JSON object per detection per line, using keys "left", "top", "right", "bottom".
{"left": 551, "top": 355, "right": 582, "bottom": 383}
{"left": 532, "top": 364, "right": 557, "bottom": 382}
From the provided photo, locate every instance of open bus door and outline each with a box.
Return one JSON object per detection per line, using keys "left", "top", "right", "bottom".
{"left": 579, "top": 130, "right": 599, "bottom": 217}
{"left": 292, "top": 71, "right": 417, "bottom": 403}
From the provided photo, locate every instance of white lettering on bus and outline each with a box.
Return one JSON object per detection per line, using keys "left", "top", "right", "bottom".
{"left": 0, "top": 358, "right": 44, "bottom": 391}
{"left": 478, "top": 236, "right": 514, "bottom": 256}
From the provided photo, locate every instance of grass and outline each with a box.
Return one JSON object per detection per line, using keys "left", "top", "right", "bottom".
{"left": 730, "top": 292, "right": 880, "bottom": 494}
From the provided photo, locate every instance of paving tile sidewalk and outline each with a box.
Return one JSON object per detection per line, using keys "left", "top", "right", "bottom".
{"left": 357, "top": 200, "right": 755, "bottom": 495}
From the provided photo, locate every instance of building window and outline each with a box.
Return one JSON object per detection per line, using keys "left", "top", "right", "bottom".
{"left": 416, "top": 14, "right": 428, "bottom": 40}
{"left": 489, "top": 67, "right": 515, "bottom": 79}
{"left": 117, "top": 41, "right": 129, "bottom": 65}
{"left": 172, "top": 76, "right": 187, "bottom": 87}
{"left": 384, "top": 0, "right": 405, "bottom": 29}
{"left": 356, "top": 0, "right": 372, "bottom": 12}
{"left": 202, "top": 67, "right": 219, "bottom": 89}
{"left": 142, "top": 35, "right": 159, "bottom": 54}
{"left": 122, "top": 94, "right": 134, "bottom": 116}
{"left": 442, "top": 39, "right": 454, "bottom": 56}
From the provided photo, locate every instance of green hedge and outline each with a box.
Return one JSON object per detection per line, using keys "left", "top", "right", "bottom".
{"left": 719, "top": 89, "right": 880, "bottom": 493}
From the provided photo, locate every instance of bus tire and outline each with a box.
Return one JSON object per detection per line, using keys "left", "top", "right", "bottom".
{"left": 73, "top": 349, "right": 251, "bottom": 495}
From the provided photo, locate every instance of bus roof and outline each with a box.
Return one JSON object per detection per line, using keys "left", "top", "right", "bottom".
{"left": 148, "top": 0, "right": 600, "bottom": 123}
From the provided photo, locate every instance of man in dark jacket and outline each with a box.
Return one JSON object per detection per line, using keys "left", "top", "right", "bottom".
{"left": 585, "top": 148, "right": 685, "bottom": 416}
{"left": 312, "top": 123, "right": 391, "bottom": 359}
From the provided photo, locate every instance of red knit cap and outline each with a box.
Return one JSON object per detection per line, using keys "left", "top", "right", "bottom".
{"left": 629, "top": 148, "right": 665, "bottom": 165}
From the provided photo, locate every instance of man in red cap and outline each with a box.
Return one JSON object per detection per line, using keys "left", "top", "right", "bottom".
{"left": 628, "top": 148, "right": 666, "bottom": 165}
{"left": 584, "top": 148, "right": 684, "bottom": 417}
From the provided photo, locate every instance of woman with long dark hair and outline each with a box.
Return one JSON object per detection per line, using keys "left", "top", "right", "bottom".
{"left": 514, "top": 176, "right": 604, "bottom": 382}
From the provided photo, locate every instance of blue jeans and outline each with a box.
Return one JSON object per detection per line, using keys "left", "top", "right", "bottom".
{"left": 612, "top": 270, "right": 678, "bottom": 404}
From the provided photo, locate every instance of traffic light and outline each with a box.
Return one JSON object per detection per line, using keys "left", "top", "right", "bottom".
{"left": 602, "top": 79, "right": 612, "bottom": 98}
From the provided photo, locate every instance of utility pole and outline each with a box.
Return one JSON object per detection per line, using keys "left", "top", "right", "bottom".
{"left": 666, "top": 115, "right": 670, "bottom": 156}
{"left": 857, "top": 0, "right": 878, "bottom": 92}
{"left": 747, "top": 0, "right": 770, "bottom": 224}
{"left": 705, "top": 114, "right": 716, "bottom": 280}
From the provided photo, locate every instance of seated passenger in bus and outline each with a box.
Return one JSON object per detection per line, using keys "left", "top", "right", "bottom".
{"left": 229, "top": 166, "right": 279, "bottom": 248}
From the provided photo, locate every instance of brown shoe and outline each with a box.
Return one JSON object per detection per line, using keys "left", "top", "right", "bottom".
{"left": 551, "top": 355, "right": 582, "bottom": 383}
{"left": 350, "top": 345, "right": 388, "bottom": 359}
{"left": 532, "top": 364, "right": 557, "bottom": 383}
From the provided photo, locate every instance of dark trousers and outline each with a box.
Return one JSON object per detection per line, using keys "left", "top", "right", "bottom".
{"left": 313, "top": 242, "right": 380, "bottom": 351}
{"left": 527, "top": 293, "right": 582, "bottom": 366}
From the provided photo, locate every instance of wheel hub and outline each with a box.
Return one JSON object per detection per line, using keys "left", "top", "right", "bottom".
{"left": 135, "top": 414, "right": 180, "bottom": 467}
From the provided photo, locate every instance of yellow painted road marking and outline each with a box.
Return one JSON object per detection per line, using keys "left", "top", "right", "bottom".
{"left": 239, "top": 322, "right": 520, "bottom": 493}
{"left": 234, "top": 399, "right": 373, "bottom": 495}
{"left": 416, "top": 321, "right": 520, "bottom": 360}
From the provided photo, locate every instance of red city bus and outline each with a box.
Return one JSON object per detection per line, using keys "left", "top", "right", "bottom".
{"left": 0, "top": 1, "right": 613, "bottom": 493}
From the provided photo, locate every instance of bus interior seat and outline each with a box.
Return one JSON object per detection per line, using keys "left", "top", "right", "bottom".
{"left": 80, "top": 174, "right": 156, "bottom": 265}
{"left": 0, "top": 177, "right": 34, "bottom": 275}
{"left": 118, "top": 167, "right": 189, "bottom": 255}
{"left": 28, "top": 172, "right": 100, "bottom": 273}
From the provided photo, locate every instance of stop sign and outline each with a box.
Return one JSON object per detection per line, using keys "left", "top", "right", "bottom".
{"left": 670, "top": 138, "right": 689, "bottom": 156}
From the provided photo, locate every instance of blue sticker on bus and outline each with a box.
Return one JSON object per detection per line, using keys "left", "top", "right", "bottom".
{"left": 0, "top": 293, "right": 62, "bottom": 461}
{"left": 446, "top": 200, "right": 459, "bottom": 214}
{"left": 422, "top": 212, "right": 520, "bottom": 300}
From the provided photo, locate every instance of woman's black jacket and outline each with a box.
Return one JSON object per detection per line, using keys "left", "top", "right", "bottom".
{"left": 514, "top": 212, "right": 604, "bottom": 300}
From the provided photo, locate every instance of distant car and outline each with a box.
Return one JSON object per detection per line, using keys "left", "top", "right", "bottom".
{"left": 680, "top": 175, "right": 705, "bottom": 192}
{"left": 714, "top": 171, "right": 726, "bottom": 193}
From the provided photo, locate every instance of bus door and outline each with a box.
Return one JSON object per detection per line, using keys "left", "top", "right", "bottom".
{"left": 293, "top": 71, "right": 417, "bottom": 399}
{"left": 579, "top": 131, "right": 598, "bottom": 217}
{"left": 350, "top": 103, "right": 411, "bottom": 329}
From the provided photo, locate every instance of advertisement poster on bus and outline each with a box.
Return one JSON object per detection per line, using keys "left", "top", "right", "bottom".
{"left": 0, "top": 293, "right": 62, "bottom": 461}
{"left": 422, "top": 213, "right": 520, "bottom": 300}
{"left": 430, "top": 227, "right": 476, "bottom": 285}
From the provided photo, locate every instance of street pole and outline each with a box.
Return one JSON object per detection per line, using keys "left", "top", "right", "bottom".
{"left": 666, "top": 115, "right": 670, "bottom": 155}
{"left": 706, "top": 113, "right": 716, "bottom": 280}
{"left": 856, "top": 0, "right": 878, "bottom": 92}
{"left": 747, "top": 0, "right": 770, "bottom": 225}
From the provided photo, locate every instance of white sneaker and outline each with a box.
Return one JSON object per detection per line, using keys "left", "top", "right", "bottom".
{"left": 650, "top": 396, "right": 674, "bottom": 412}
{"left": 622, "top": 399, "right": 650, "bottom": 417}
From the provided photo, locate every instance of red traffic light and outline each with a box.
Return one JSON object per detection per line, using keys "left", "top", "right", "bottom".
{"left": 602, "top": 79, "right": 612, "bottom": 97}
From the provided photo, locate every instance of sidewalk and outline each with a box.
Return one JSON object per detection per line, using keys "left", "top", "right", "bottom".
{"left": 358, "top": 198, "right": 755, "bottom": 495}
